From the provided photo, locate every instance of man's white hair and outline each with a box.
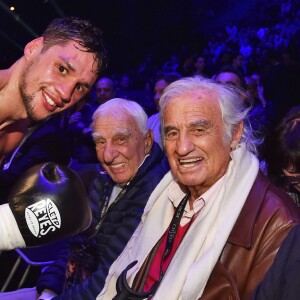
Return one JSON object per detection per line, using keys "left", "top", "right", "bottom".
{"left": 92, "top": 98, "right": 148, "bottom": 136}
{"left": 159, "top": 75, "right": 260, "bottom": 153}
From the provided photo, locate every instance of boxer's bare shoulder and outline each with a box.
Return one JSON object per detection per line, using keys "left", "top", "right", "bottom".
{"left": 0, "top": 120, "right": 29, "bottom": 164}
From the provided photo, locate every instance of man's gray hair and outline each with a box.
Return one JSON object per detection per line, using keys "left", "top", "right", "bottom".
{"left": 159, "top": 75, "right": 260, "bottom": 153}
{"left": 92, "top": 98, "right": 148, "bottom": 136}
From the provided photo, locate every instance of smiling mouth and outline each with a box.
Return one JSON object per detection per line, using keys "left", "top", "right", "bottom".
{"left": 110, "top": 163, "right": 125, "bottom": 169}
{"left": 179, "top": 158, "right": 203, "bottom": 167}
{"left": 44, "top": 93, "right": 57, "bottom": 107}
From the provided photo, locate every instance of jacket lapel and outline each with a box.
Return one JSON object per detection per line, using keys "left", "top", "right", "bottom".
{"left": 227, "top": 172, "right": 270, "bottom": 248}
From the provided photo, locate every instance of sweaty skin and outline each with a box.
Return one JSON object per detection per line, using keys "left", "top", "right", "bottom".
{"left": 0, "top": 120, "right": 30, "bottom": 165}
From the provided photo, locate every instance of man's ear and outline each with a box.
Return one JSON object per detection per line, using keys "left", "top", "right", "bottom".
{"left": 24, "top": 37, "right": 44, "bottom": 60}
{"left": 230, "top": 121, "right": 243, "bottom": 150}
{"left": 144, "top": 130, "right": 154, "bottom": 155}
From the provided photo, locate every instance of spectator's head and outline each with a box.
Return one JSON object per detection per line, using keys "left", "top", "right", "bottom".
{"left": 153, "top": 72, "right": 182, "bottom": 111}
{"left": 232, "top": 53, "right": 244, "bottom": 68}
{"left": 119, "top": 75, "right": 131, "bottom": 90}
{"left": 194, "top": 55, "right": 206, "bottom": 74}
{"left": 214, "top": 65, "right": 247, "bottom": 90}
{"left": 245, "top": 76, "right": 258, "bottom": 99}
{"left": 266, "top": 106, "right": 300, "bottom": 193}
{"left": 92, "top": 98, "right": 153, "bottom": 186}
{"left": 217, "top": 50, "right": 233, "bottom": 68}
{"left": 41, "top": 17, "right": 107, "bottom": 75}
{"left": 251, "top": 72, "right": 262, "bottom": 87}
{"left": 95, "top": 77, "right": 116, "bottom": 104}
{"left": 154, "top": 79, "right": 168, "bottom": 111}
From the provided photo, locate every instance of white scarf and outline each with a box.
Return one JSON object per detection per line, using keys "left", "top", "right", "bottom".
{"left": 97, "top": 143, "right": 259, "bottom": 300}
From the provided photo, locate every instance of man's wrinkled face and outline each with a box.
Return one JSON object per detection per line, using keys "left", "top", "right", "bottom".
{"left": 19, "top": 40, "right": 98, "bottom": 122}
{"left": 93, "top": 112, "right": 151, "bottom": 186}
{"left": 163, "top": 90, "right": 233, "bottom": 196}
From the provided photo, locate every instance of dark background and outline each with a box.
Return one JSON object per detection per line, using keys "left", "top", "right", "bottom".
{"left": 0, "top": 0, "right": 261, "bottom": 73}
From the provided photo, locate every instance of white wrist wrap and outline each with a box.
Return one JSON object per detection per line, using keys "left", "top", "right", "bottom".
{"left": 0, "top": 203, "right": 26, "bottom": 250}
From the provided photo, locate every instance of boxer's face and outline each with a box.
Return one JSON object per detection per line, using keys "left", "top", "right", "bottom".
{"left": 19, "top": 38, "right": 97, "bottom": 122}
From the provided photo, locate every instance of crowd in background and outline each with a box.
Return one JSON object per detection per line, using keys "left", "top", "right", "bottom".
{"left": 97, "top": 0, "right": 300, "bottom": 120}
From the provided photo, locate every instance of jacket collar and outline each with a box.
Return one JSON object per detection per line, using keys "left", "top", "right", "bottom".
{"left": 228, "top": 171, "right": 270, "bottom": 248}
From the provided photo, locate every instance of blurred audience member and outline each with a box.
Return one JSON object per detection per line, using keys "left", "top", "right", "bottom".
{"left": 148, "top": 72, "right": 182, "bottom": 149}
{"left": 264, "top": 106, "right": 300, "bottom": 207}
{"left": 115, "top": 74, "right": 139, "bottom": 102}
{"left": 193, "top": 55, "right": 207, "bottom": 76}
{"left": 162, "top": 55, "right": 180, "bottom": 73}
{"left": 67, "top": 93, "right": 97, "bottom": 161}
{"left": 66, "top": 93, "right": 98, "bottom": 187}
{"left": 225, "top": 22, "right": 238, "bottom": 41}
{"left": 250, "top": 72, "right": 267, "bottom": 108}
{"left": 232, "top": 52, "right": 246, "bottom": 75}
{"left": 245, "top": 75, "right": 273, "bottom": 142}
{"left": 135, "top": 79, "right": 157, "bottom": 117}
{"left": 214, "top": 65, "right": 247, "bottom": 90}
{"left": 215, "top": 66, "right": 271, "bottom": 157}
{"left": 212, "top": 50, "right": 234, "bottom": 75}
{"left": 95, "top": 77, "right": 116, "bottom": 105}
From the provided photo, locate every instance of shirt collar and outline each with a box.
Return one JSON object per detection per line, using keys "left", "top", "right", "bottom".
{"left": 168, "top": 176, "right": 226, "bottom": 220}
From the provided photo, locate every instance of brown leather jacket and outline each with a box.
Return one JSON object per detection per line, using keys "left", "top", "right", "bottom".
{"left": 201, "top": 172, "right": 300, "bottom": 300}
{"left": 131, "top": 172, "right": 300, "bottom": 299}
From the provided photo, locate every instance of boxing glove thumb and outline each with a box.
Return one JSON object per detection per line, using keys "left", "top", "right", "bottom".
{"left": 7, "top": 162, "right": 92, "bottom": 248}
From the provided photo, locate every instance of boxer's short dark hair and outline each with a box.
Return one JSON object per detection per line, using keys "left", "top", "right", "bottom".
{"left": 42, "top": 17, "right": 107, "bottom": 74}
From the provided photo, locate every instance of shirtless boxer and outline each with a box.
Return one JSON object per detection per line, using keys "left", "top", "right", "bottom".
{"left": 0, "top": 17, "right": 106, "bottom": 251}
{"left": 0, "top": 16, "right": 106, "bottom": 164}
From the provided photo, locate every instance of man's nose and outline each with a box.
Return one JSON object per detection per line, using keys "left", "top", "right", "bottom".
{"left": 103, "top": 143, "right": 118, "bottom": 163}
{"left": 175, "top": 132, "right": 194, "bottom": 155}
{"left": 56, "top": 82, "right": 75, "bottom": 103}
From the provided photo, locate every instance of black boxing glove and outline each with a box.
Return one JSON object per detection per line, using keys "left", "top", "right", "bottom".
{"left": 0, "top": 162, "right": 92, "bottom": 249}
